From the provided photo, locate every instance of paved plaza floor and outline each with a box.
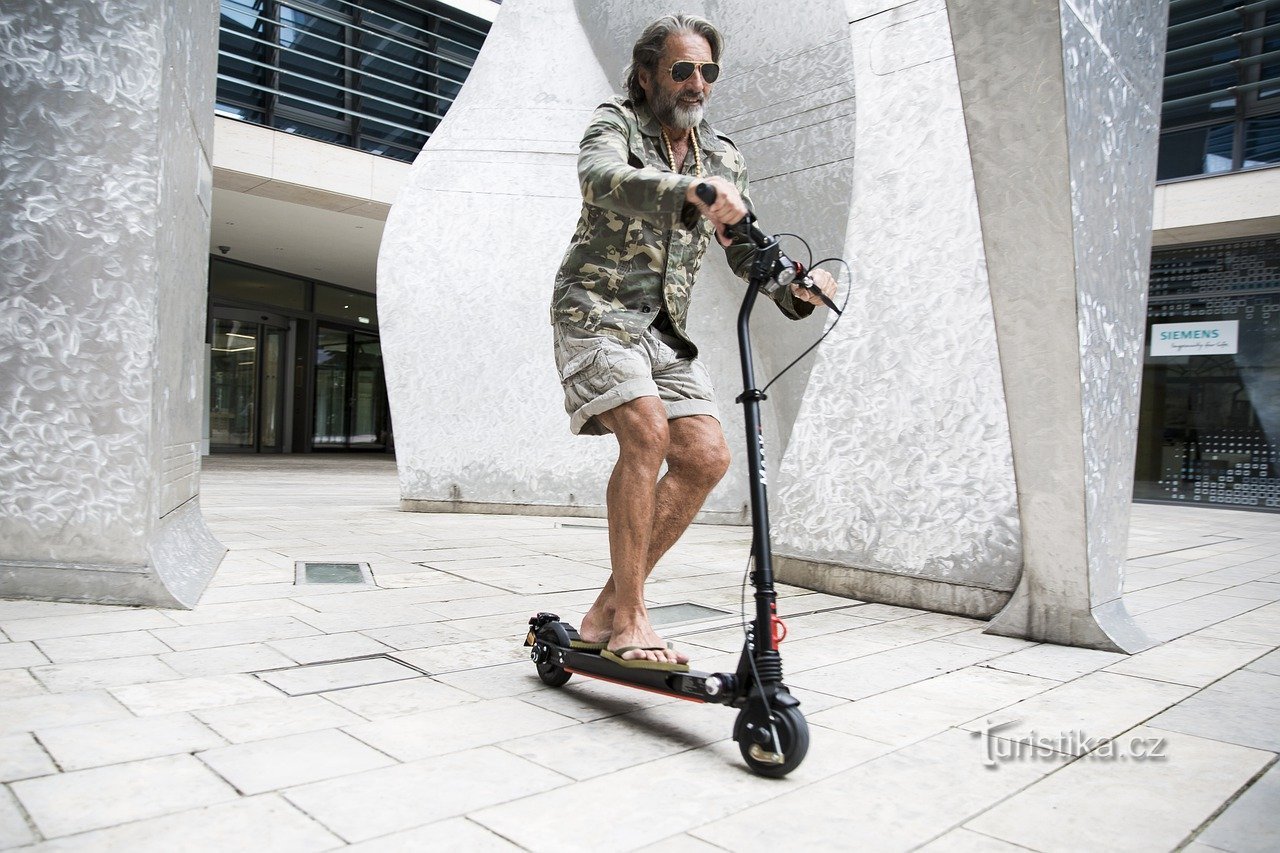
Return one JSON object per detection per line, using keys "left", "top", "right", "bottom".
{"left": 1, "top": 455, "right": 1278, "bottom": 851}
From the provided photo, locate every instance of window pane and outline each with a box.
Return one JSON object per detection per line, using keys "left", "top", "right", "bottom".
{"left": 314, "top": 284, "right": 377, "bottom": 326}
{"left": 272, "top": 114, "right": 352, "bottom": 146}
{"left": 210, "top": 319, "right": 258, "bottom": 449}
{"left": 279, "top": 5, "right": 348, "bottom": 120}
{"left": 210, "top": 261, "right": 307, "bottom": 310}
{"left": 217, "top": 0, "right": 271, "bottom": 116}
{"left": 1243, "top": 115, "right": 1280, "bottom": 168}
{"left": 1156, "top": 122, "right": 1234, "bottom": 179}
{"left": 216, "top": 0, "right": 489, "bottom": 162}
{"left": 1136, "top": 238, "right": 1280, "bottom": 510}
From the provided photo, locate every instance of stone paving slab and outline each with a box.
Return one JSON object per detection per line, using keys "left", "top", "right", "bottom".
{"left": 11, "top": 755, "right": 238, "bottom": 839}
{"left": 0, "top": 644, "right": 48, "bottom": 670}
{"left": 964, "top": 727, "right": 1273, "bottom": 852}
{"left": 0, "top": 456, "right": 1277, "bottom": 851}
{"left": 35, "top": 713, "right": 226, "bottom": 772}
{"left": 1195, "top": 760, "right": 1280, "bottom": 852}
{"left": 283, "top": 747, "right": 570, "bottom": 843}
{"left": 0, "top": 735, "right": 56, "bottom": 785}
{"left": 687, "top": 729, "right": 1064, "bottom": 852}
{"left": 196, "top": 729, "right": 396, "bottom": 795}
{"left": 22, "top": 795, "right": 341, "bottom": 853}
{"left": 1148, "top": 669, "right": 1280, "bottom": 752}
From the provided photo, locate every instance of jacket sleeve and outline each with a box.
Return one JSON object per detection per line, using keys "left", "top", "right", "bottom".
{"left": 578, "top": 104, "right": 696, "bottom": 225}
{"left": 722, "top": 163, "right": 815, "bottom": 321}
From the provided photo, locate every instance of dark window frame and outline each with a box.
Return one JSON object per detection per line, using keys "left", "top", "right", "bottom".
{"left": 1158, "top": 0, "right": 1280, "bottom": 181}
{"left": 215, "top": 0, "right": 490, "bottom": 162}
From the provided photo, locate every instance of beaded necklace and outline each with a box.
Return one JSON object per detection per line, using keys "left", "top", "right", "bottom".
{"left": 661, "top": 127, "right": 702, "bottom": 177}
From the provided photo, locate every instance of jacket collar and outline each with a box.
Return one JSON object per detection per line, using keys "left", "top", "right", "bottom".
{"left": 629, "top": 98, "right": 725, "bottom": 153}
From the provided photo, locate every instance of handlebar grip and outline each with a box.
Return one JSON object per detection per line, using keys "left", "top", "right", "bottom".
{"left": 695, "top": 182, "right": 766, "bottom": 247}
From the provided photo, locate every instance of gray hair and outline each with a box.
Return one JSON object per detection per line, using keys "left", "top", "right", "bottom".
{"left": 623, "top": 14, "right": 723, "bottom": 104}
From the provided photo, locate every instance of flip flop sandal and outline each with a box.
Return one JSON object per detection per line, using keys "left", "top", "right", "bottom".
{"left": 569, "top": 638, "right": 608, "bottom": 651}
{"left": 601, "top": 646, "right": 690, "bottom": 673}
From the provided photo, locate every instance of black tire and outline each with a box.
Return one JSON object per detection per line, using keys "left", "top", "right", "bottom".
{"left": 736, "top": 703, "right": 809, "bottom": 777}
{"left": 535, "top": 658, "right": 572, "bottom": 687}
{"left": 533, "top": 622, "right": 572, "bottom": 687}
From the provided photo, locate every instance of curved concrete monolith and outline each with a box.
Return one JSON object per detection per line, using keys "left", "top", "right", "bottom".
{"left": 945, "top": 0, "right": 1165, "bottom": 651}
{"left": 0, "top": 0, "right": 225, "bottom": 608}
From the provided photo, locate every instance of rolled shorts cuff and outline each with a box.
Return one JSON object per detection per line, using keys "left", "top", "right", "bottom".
{"left": 665, "top": 398, "right": 720, "bottom": 423}
{"left": 570, "top": 377, "right": 658, "bottom": 435}
{"left": 569, "top": 380, "right": 721, "bottom": 435}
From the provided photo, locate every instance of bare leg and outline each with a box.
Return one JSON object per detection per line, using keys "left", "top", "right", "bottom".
{"left": 579, "top": 406, "right": 730, "bottom": 664}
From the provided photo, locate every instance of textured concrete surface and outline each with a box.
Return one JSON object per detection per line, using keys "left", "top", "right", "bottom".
{"left": 0, "top": 455, "right": 1277, "bottom": 850}
{"left": 0, "top": 0, "right": 223, "bottom": 607}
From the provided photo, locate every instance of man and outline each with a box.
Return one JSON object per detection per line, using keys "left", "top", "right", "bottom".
{"left": 550, "top": 14, "right": 836, "bottom": 671}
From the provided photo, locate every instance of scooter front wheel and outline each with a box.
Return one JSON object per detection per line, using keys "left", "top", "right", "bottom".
{"left": 736, "top": 703, "right": 809, "bottom": 778}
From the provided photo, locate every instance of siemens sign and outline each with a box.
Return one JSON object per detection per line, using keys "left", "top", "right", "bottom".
{"left": 1150, "top": 320, "right": 1239, "bottom": 357}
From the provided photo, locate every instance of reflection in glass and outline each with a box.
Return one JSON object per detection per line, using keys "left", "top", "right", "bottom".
{"left": 1244, "top": 115, "right": 1280, "bottom": 169}
{"left": 210, "top": 260, "right": 307, "bottom": 310}
{"left": 314, "top": 328, "right": 349, "bottom": 447}
{"left": 210, "top": 319, "right": 258, "bottom": 448}
{"left": 313, "top": 327, "right": 389, "bottom": 449}
{"left": 314, "top": 285, "right": 377, "bottom": 326}
{"left": 1135, "top": 239, "right": 1280, "bottom": 510}
{"left": 261, "top": 328, "right": 283, "bottom": 448}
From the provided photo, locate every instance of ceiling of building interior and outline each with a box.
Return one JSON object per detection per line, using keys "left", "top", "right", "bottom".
{"left": 208, "top": 188, "right": 386, "bottom": 294}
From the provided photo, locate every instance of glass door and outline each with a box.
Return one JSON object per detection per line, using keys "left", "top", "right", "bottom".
{"left": 210, "top": 315, "right": 287, "bottom": 452}
{"left": 313, "top": 325, "right": 389, "bottom": 450}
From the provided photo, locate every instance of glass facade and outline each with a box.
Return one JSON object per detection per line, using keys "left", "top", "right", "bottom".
{"left": 1157, "top": 0, "right": 1280, "bottom": 180}
{"left": 216, "top": 0, "right": 490, "bottom": 162}
{"left": 208, "top": 258, "right": 391, "bottom": 452}
{"left": 1136, "top": 238, "right": 1280, "bottom": 509}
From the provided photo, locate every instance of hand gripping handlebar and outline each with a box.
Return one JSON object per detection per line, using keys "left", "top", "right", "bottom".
{"left": 694, "top": 182, "right": 840, "bottom": 315}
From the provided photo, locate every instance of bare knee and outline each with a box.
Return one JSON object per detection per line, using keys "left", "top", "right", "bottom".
{"left": 604, "top": 399, "right": 670, "bottom": 473}
{"left": 668, "top": 418, "right": 731, "bottom": 489}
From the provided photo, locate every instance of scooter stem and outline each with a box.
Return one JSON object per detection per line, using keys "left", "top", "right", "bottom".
{"left": 737, "top": 239, "right": 781, "bottom": 660}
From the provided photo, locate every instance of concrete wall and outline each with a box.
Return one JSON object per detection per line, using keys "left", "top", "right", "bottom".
{"left": 0, "top": 0, "right": 224, "bottom": 607}
{"left": 946, "top": 0, "right": 1166, "bottom": 650}
{"left": 379, "top": 0, "right": 856, "bottom": 521}
{"left": 1153, "top": 168, "right": 1280, "bottom": 246}
{"left": 771, "top": 0, "right": 1019, "bottom": 617}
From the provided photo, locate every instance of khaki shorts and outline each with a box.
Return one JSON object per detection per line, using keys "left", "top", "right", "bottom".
{"left": 552, "top": 322, "right": 719, "bottom": 435}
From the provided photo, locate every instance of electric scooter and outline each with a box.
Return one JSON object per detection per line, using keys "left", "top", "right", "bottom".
{"left": 525, "top": 183, "right": 841, "bottom": 778}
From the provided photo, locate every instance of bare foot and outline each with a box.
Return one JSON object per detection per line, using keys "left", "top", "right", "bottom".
{"left": 578, "top": 602, "right": 613, "bottom": 645}
{"left": 608, "top": 611, "right": 689, "bottom": 665}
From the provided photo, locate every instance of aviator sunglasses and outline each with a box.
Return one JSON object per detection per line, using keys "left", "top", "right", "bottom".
{"left": 669, "top": 60, "right": 720, "bottom": 83}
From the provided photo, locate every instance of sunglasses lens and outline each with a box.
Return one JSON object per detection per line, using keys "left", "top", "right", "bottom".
{"left": 701, "top": 63, "right": 720, "bottom": 83}
{"left": 671, "top": 61, "right": 694, "bottom": 82}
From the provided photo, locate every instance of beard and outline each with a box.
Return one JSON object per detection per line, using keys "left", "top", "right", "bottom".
{"left": 650, "top": 85, "right": 705, "bottom": 131}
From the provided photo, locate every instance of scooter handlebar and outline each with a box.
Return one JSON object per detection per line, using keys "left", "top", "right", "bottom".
{"left": 695, "top": 182, "right": 769, "bottom": 248}
{"left": 696, "top": 182, "right": 841, "bottom": 315}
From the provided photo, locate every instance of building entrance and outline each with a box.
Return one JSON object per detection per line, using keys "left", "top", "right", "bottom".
{"left": 207, "top": 257, "right": 390, "bottom": 454}
{"left": 314, "top": 326, "right": 390, "bottom": 450}
{"left": 209, "top": 311, "right": 289, "bottom": 452}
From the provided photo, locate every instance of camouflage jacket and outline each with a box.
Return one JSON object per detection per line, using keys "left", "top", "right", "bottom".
{"left": 551, "top": 98, "right": 812, "bottom": 354}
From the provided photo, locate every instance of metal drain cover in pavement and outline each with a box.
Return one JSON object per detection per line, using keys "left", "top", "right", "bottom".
{"left": 649, "top": 602, "right": 733, "bottom": 626}
{"left": 255, "top": 654, "right": 427, "bottom": 695}
{"left": 294, "top": 561, "right": 374, "bottom": 585}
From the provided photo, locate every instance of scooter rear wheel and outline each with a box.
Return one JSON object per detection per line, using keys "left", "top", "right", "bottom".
{"left": 533, "top": 621, "right": 572, "bottom": 687}
{"left": 736, "top": 703, "right": 809, "bottom": 778}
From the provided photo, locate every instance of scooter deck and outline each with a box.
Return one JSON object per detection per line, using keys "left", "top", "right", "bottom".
{"left": 526, "top": 616, "right": 735, "bottom": 704}
{"left": 558, "top": 646, "right": 719, "bottom": 703}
